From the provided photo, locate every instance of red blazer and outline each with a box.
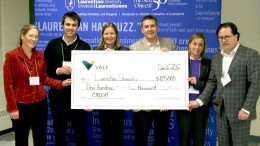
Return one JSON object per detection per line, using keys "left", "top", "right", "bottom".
{"left": 3, "top": 46, "right": 63, "bottom": 113}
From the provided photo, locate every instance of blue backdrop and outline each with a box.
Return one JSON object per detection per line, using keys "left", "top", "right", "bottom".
{"left": 36, "top": 1, "right": 221, "bottom": 145}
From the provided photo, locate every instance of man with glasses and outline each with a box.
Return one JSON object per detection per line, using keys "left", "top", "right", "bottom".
{"left": 188, "top": 22, "right": 260, "bottom": 146}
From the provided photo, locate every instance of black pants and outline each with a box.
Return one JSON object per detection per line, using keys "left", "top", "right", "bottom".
{"left": 177, "top": 105, "right": 210, "bottom": 146}
{"left": 134, "top": 110, "right": 171, "bottom": 146}
{"left": 99, "top": 110, "right": 125, "bottom": 146}
{"left": 12, "top": 98, "right": 48, "bottom": 146}
{"left": 49, "top": 88, "right": 87, "bottom": 146}
{"left": 50, "top": 105, "right": 87, "bottom": 146}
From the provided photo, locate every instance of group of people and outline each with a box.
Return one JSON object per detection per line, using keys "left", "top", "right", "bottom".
{"left": 3, "top": 11, "right": 259, "bottom": 146}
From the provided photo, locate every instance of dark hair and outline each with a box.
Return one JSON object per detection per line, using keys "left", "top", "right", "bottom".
{"left": 19, "top": 24, "right": 39, "bottom": 45}
{"left": 216, "top": 22, "right": 240, "bottom": 41}
{"left": 141, "top": 15, "right": 158, "bottom": 27}
{"left": 62, "top": 11, "right": 81, "bottom": 27}
{"left": 188, "top": 32, "right": 207, "bottom": 59}
{"left": 97, "top": 22, "right": 121, "bottom": 50}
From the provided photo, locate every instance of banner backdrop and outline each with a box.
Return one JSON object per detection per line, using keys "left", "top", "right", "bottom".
{"left": 35, "top": 0, "right": 221, "bottom": 145}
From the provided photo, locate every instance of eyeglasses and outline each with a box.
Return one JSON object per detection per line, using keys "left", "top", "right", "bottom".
{"left": 218, "top": 35, "right": 233, "bottom": 41}
{"left": 26, "top": 34, "right": 39, "bottom": 40}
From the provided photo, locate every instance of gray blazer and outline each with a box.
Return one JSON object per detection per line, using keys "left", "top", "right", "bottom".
{"left": 199, "top": 44, "right": 260, "bottom": 123}
{"left": 129, "top": 37, "right": 177, "bottom": 51}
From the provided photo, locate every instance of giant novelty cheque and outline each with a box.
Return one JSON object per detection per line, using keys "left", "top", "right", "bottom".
{"left": 71, "top": 51, "right": 188, "bottom": 109}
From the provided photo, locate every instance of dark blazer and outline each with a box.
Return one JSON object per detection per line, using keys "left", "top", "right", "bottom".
{"left": 189, "top": 58, "right": 211, "bottom": 93}
{"left": 199, "top": 44, "right": 260, "bottom": 123}
{"left": 177, "top": 57, "right": 211, "bottom": 146}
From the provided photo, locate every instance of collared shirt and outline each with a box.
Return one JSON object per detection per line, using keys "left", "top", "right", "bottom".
{"left": 145, "top": 37, "right": 160, "bottom": 51}
{"left": 62, "top": 35, "right": 77, "bottom": 45}
{"left": 221, "top": 43, "right": 239, "bottom": 77}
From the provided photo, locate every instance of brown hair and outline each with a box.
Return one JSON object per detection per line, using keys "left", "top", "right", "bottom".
{"left": 141, "top": 15, "right": 158, "bottom": 27}
{"left": 62, "top": 11, "right": 81, "bottom": 27}
{"left": 188, "top": 32, "right": 207, "bottom": 59}
{"left": 216, "top": 22, "right": 240, "bottom": 41}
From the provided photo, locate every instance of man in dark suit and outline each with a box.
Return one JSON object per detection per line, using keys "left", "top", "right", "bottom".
{"left": 129, "top": 15, "right": 177, "bottom": 146}
{"left": 188, "top": 22, "right": 260, "bottom": 146}
{"left": 44, "top": 12, "right": 91, "bottom": 146}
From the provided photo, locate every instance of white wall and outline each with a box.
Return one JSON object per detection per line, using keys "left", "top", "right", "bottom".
{"left": 0, "top": 0, "right": 259, "bottom": 136}
{"left": 221, "top": 0, "right": 260, "bottom": 136}
{"left": 0, "top": 0, "right": 29, "bottom": 131}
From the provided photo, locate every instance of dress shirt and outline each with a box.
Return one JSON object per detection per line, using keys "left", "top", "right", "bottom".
{"left": 145, "top": 37, "right": 160, "bottom": 51}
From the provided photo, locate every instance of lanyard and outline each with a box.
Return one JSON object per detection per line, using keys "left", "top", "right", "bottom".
{"left": 61, "top": 42, "right": 79, "bottom": 62}
{"left": 24, "top": 60, "right": 39, "bottom": 77}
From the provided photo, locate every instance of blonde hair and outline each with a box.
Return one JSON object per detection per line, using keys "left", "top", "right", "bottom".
{"left": 97, "top": 22, "right": 121, "bottom": 50}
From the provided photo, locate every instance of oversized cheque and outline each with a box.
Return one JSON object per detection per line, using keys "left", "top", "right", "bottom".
{"left": 71, "top": 51, "right": 188, "bottom": 109}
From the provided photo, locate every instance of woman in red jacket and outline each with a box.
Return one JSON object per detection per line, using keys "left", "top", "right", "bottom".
{"left": 3, "top": 24, "right": 71, "bottom": 146}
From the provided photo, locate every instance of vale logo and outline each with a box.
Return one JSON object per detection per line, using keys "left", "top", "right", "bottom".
{"left": 82, "top": 60, "right": 95, "bottom": 70}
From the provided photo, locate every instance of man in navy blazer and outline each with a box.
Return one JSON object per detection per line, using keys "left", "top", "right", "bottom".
{"left": 129, "top": 15, "right": 177, "bottom": 146}
{"left": 189, "top": 22, "right": 260, "bottom": 146}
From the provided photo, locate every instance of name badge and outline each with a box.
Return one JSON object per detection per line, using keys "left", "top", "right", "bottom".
{"left": 221, "top": 74, "right": 231, "bottom": 86}
{"left": 29, "top": 76, "right": 40, "bottom": 85}
{"left": 189, "top": 86, "right": 200, "bottom": 94}
{"left": 63, "top": 61, "right": 71, "bottom": 67}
